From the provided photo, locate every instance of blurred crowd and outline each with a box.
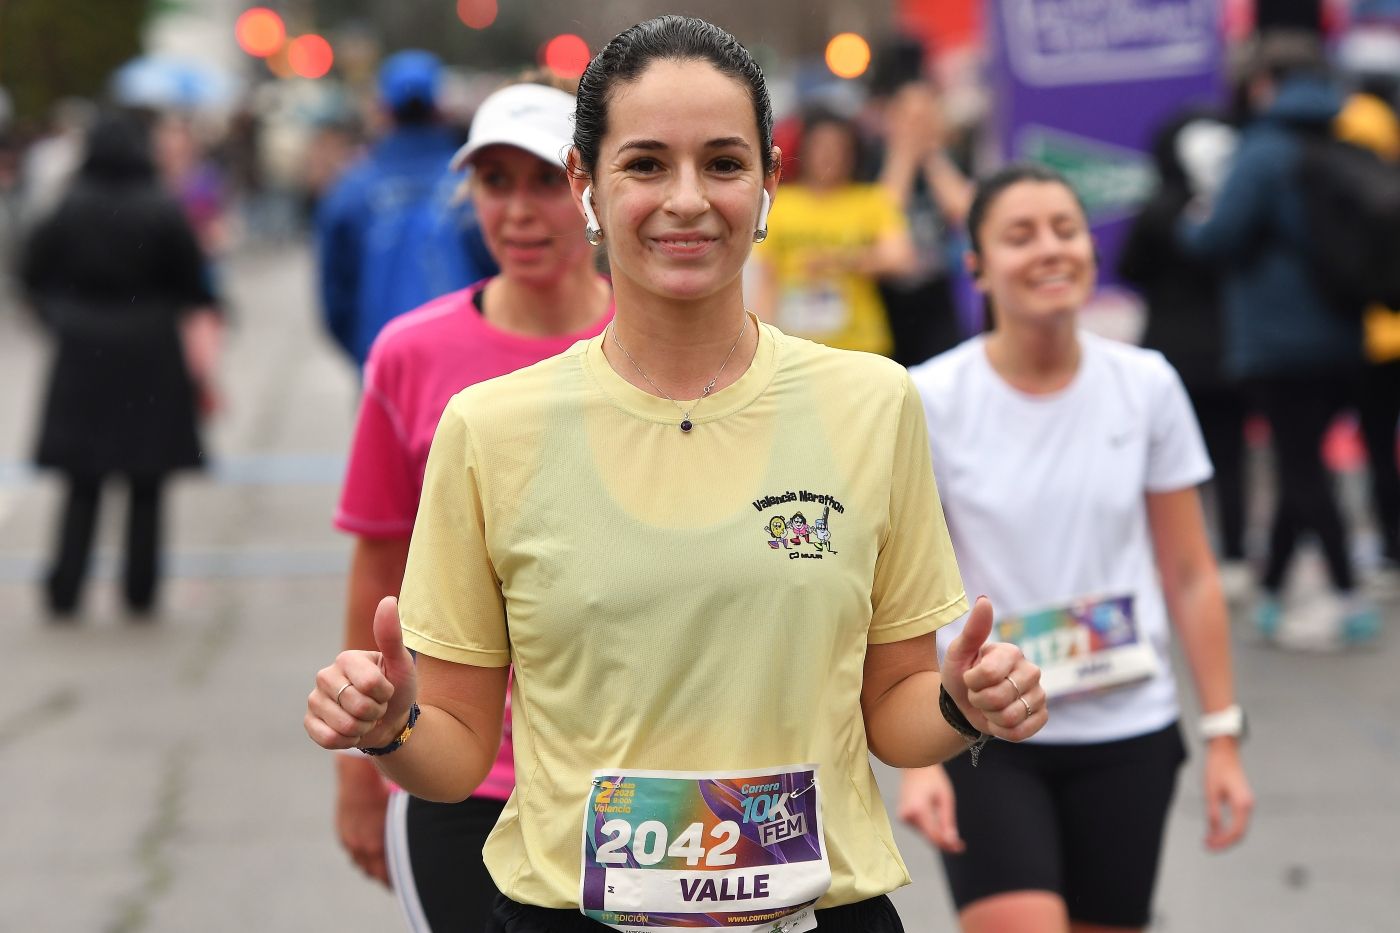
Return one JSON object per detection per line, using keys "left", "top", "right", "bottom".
{"left": 1, "top": 21, "right": 1397, "bottom": 636}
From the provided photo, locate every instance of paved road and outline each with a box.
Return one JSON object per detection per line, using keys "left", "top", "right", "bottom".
{"left": 1, "top": 245, "right": 1395, "bottom": 931}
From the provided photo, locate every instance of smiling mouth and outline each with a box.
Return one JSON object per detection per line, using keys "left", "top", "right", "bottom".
{"left": 654, "top": 237, "right": 716, "bottom": 247}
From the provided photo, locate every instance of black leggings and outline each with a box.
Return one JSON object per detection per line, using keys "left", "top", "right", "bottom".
{"left": 47, "top": 472, "right": 164, "bottom": 613}
{"left": 1358, "top": 359, "right": 1400, "bottom": 562}
{"left": 486, "top": 894, "right": 904, "bottom": 932}
{"left": 1188, "top": 382, "right": 1247, "bottom": 560}
{"left": 1250, "top": 374, "right": 1356, "bottom": 593}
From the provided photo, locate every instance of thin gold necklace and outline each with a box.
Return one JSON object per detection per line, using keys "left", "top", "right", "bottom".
{"left": 608, "top": 315, "right": 748, "bottom": 432}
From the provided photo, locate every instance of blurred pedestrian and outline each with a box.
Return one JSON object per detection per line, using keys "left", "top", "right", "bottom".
{"left": 1180, "top": 32, "right": 1379, "bottom": 646}
{"left": 1119, "top": 109, "right": 1251, "bottom": 597}
{"left": 20, "top": 111, "right": 217, "bottom": 619}
{"left": 903, "top": 163, "right": 1253, "bottom": 933}
{"left": 16, "top": 98, "right": 94, "bottom": 229}
{"left": 1335, "top": 78, "right": 1400, "bottom": 573}
{"left": 751, "top": 107, "right": 916, "bottom": 356}
{"left": 872, "top": 73, "right": 975, "bottom": 364}
{"left": 305, "top": 16, "right": 1044, "bottom": 932}
{"left": 332, "top": 80, "right": 612, "bottom": 930}
{"left": 153, "top": 113, "right": 230, "bottom": 258}
{"left": 316, "top": 50, "right": 489, "bottom": 367}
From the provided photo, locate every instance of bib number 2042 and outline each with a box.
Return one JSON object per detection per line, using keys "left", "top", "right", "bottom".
{"left": 595, "top": 819, "right": 740, "bottom": 867}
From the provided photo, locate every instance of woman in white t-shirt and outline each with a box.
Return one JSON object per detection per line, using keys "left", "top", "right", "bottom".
{"left": 901, "top": 163, "right": 1253, "bottom": 933}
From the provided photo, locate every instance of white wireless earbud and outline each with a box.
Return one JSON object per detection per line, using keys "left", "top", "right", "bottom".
{"left": 581, "top": 185, "right": 604, "bottom": 245}
{"left": 582, "top": 185, "right": 601, "bottom": 229}
{"left": 753, "top": 189, "right": 772, "bottom": 243}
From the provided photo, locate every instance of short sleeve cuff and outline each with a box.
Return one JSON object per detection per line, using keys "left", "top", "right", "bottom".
{"left": 868, "top": 591, "right": 969, "bottom": 646}
{"left": 333, "top": 510, "right": 415, "bottom": 538}
{"left": 402, "top": 628, "right": 511, "bottom": 668}
{"left": 1145, "top": 462, "right": 1214, "bottom": 494}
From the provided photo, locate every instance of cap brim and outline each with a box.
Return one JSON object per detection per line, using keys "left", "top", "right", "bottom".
{"left": 450, "top": 129, "right": 569, "bottom": 172}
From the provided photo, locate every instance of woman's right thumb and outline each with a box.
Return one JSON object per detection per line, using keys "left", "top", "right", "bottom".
{"left": 372, "top": 596, "right": 408, "bottom": 665}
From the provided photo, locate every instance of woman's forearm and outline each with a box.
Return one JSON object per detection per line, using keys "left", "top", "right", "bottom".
{"left": 864, "top": 669, "right": 975, "bottom": 768}
{"left": 1168, "top": 567, "right": 1237, "bottom": 715}
{"left": 370, "top": 698, "right": 504, "bottom": 802}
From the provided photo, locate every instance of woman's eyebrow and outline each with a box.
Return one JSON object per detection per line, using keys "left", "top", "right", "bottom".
{"left": 616, "top": 137, "right": 754, "bottom": 154}
{"left": 617, "top": 139, "right": 666, "bottom": 154}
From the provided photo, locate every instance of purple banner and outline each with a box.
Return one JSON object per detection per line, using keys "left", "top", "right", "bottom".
{"left": 987, "top": 0, "right": 1225, "bottom": 338}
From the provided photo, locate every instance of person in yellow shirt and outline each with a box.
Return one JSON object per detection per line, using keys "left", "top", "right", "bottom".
{"left": 750, "top": 108, "right": 916, "bottom": 356}
{"left": 1336, "top": 85, "right": 1400, "bottom": 568}
{"left": 304, "top": 15, "right": 1046, "bottom": 933}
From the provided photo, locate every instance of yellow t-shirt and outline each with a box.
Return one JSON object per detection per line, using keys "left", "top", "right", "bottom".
{"left": 758, "top": 184, "right": 908, "bottom": 356}
{"left": 399, "top": 320, "right": 967, "bottom": 910}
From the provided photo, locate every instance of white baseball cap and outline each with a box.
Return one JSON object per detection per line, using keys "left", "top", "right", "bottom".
{"left": 450, "top": 83, "right": 577, "bottom": 171}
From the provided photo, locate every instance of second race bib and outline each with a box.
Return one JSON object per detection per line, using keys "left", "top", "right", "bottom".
{"left": 580, "top": 765, "right": 830, "bottom": 932}
{"left": 996, "top": 594, "right": 1160, "bottom": 700}
{"left": 777, "top": 284, "right": 848, "bottom": 337}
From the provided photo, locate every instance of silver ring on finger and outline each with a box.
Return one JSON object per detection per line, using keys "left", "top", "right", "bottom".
{"left": 1019, "top": 694, "right": 1034, "bottom": 720}
{"left": 1005, "top": 674, "right": 1022, "bottom": 697}
{"left": 335, "top": 682, "right": 353, "bottom": 706}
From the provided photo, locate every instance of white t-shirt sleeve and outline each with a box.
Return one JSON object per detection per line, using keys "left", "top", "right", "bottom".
{"left": 1144, "top": 354, "right": 1214, "bottom": 493}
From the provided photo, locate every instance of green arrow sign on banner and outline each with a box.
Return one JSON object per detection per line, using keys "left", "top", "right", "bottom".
{"left": 1017, "top": 125, "right": 1158, "bottom": 224}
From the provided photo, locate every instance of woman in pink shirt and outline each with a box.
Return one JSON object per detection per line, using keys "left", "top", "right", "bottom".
{"left": 331, "top": 80, "right": 613, "bottom": 930}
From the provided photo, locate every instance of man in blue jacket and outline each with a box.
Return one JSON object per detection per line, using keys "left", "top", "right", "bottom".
{"left": 316, "top": 50, "right": 495, "bottom": 367}
{"left": 1179, "top": 32, "right": 1377, "bottom": 647}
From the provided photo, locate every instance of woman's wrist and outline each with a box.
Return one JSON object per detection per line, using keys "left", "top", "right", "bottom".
{"left": 358, "top": 704, "right": 419, "bottom": 756}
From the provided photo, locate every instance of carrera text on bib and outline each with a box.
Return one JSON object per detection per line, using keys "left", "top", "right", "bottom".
{"left": 580, "top": 765, "right": 830, "bottom": 932}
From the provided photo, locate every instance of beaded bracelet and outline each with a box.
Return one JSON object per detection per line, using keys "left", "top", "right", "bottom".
{"left": 359, "top": 703, "right": 420, "bottom": 757}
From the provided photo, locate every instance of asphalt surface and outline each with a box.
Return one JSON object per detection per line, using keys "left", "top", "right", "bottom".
{"left": 0, "top": 244, "right": 1395, "bottom": 932}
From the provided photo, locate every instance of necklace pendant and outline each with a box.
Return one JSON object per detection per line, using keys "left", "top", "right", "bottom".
{"left": 680, "top": 419, "right": 693, "bottom": 432}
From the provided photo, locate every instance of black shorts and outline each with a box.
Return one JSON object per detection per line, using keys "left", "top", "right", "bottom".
{"left": 486, "top": 894, "right": 904, "bottom": 932}
{"left": 940, "top": 722, "right": 1187, "bottom": 928}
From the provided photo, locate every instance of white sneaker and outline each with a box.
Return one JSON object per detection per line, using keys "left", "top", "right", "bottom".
{"left": 1274, "top": 593, "right": 1345, "bottom": 653}
{"left": 1218, "top": 561, "right": 1255, "bottom": 605}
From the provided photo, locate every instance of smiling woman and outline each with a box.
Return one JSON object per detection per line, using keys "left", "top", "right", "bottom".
{"left": 326, "top": 79, "right": 611, "bottom": 931}
{"left": 304, "top": 17, "right": 1047, "bottom": 933}
{"left": 902, "top": 163, "right": 1253, "bottom": 933}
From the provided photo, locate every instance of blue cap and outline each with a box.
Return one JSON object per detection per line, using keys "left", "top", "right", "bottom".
{"left": 378, "top": 50, "right": 442, "bottom": 110}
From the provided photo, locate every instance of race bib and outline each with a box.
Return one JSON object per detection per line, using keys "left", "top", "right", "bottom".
{"left": 580, "top": 765, "right": 829, "bottom": 932}
{"left": 777, "top": 284, "right": 848, "bottom": 337}
{"left": 996, "top": 594, "right": 1160, "bottom": 700}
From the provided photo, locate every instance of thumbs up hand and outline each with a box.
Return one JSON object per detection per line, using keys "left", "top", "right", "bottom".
{"left": 941, "top": 596, "right": 1046, "bottom": 742}
{"left": 306, "top": 596, "right": 419, "bottom": 751}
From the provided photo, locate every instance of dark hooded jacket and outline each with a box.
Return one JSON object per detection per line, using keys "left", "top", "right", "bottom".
{"left": 1178, "top": 76, "right": 1364, "bottom": 380}
{"left": 1119, "top": 110, "right": 1229, "bottom": 387}
{"left": 20, "top": 113, "right": 214, "bottom": 475}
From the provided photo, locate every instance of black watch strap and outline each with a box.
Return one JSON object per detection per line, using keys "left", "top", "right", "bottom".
{"left": 940, "top": 686, "right": 989, "bottom": 767}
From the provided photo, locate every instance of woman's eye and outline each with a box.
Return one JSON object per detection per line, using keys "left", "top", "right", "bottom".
{"left": 628, "top": 158, "right": 661, "bottom": 174}
{"left": 712, "top": 157, "right": 743, "bottom": 173}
